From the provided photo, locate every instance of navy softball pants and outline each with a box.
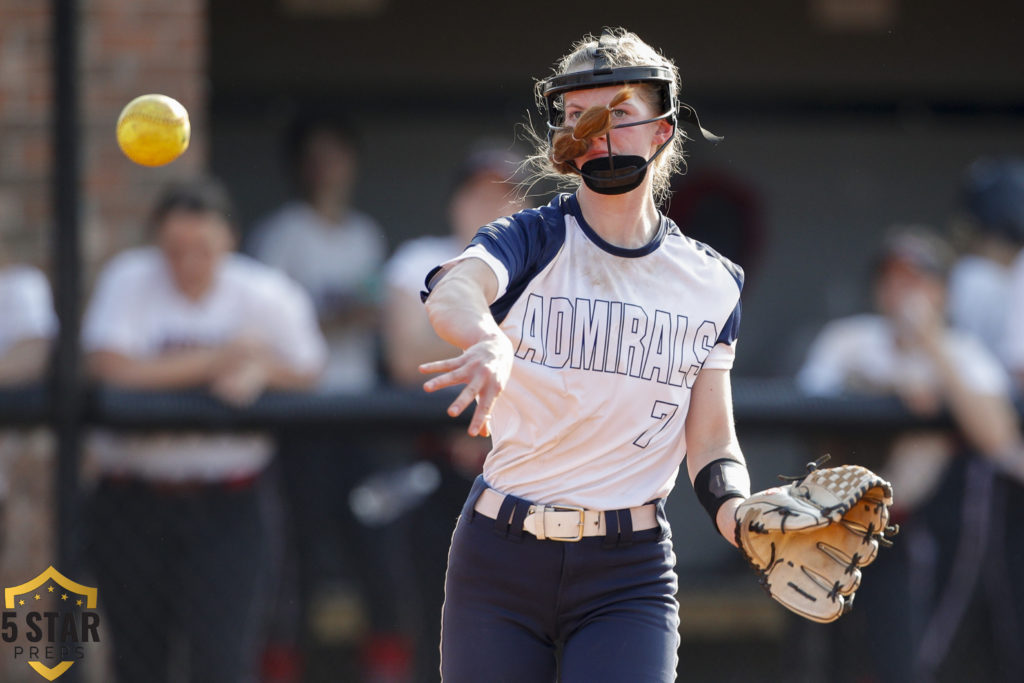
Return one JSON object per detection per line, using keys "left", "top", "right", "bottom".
{"left": 440, "top": 476, "right": 681, "bottom": 683}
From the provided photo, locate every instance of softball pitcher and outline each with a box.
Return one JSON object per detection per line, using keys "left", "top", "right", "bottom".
{"left": 421, "top": 28, "right": 749, "bottom": 682}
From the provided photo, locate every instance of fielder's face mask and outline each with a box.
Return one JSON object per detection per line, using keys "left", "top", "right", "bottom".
{"left": 539, "top": 33, "right": 722, "bottom": 195}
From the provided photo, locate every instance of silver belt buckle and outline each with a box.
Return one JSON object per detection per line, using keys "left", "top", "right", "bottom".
{"left": 545, "top": 504, "right": 585, "bottom": 542}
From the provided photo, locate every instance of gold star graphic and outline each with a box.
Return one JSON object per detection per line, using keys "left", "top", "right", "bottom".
{"left": 61, "top": 594, "right": 68, "bottom": 601}
{"left": 18, "top": 599, "right": 24, "bottom": 606}
{"left": 48, "top": 586, "right": 55, "bottom": 593}
{"left": 76, "top": 599, "right": 82, "bottom": 607}
{"left": 34, "top": 594, "right": 40, "bottom": 600}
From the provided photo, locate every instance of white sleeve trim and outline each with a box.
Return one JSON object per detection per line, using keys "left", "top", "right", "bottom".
{"left": 702, "top": 341, "right": 737, "bottom": 371}
{"left": 434, "top": 244, "right": 510, "bottom": 304}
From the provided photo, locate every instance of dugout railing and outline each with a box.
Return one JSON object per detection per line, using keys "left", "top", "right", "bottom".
{"left": 0, "top": 377, "right": 981, "bottom": 682}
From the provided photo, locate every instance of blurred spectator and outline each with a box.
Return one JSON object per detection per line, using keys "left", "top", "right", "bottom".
{"left": 956, "top": 157, "right": 1024, "bottom": 387}
{"left": 383, "top": 144, "right": 527, "bottom": 383}
{"left": 0, "top": 262, "right": 56, "bottom": 386}
{"left": 797, "top": 225, "right": 1024, "bottom": 682}
{"left": 247, "top": 111, "right": 402, "bottom": 682}
{"left": 0, "top": 256, "right": 56, "bottom": 565}
{"left": 0, "top": 234, "right": 58, "bottom": 682}
{"left": 82, "top": 178, "right": 326, "bottom": 683}
{"left": 247, "top": 111, "right": 387, "bottom": 392}
{"left": 948, "top": 156, "right": 1024, "bottom": 370}
{"left": 380, "top": 143, "right": 527, "bottom": 680}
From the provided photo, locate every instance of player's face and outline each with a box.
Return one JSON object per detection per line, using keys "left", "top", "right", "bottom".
{"left": 301, "top": 130, "right": 357, "bottom": 199}
{"left": 562, "top": 85, "right": 672, "bottom": 165}
{"left": 873, "top": 259, "right": 945, "bottom": 322}
{"left": 157, "top": 209, "right": 235, "bottom": 301}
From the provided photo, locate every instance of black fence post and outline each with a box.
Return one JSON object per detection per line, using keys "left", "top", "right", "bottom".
{"left": 52, "top": 0, "right": 83, "bottom": 607}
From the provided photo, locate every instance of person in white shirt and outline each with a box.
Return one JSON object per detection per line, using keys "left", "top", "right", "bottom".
{"left": 0, "top": 259, "right": 57, "bottom": 563}
{"left": 248, "top": 113, "right": 387, "bottom": 392}
{"left": 246, "top": 113, "right": 404, "bottom": 680}
{"left": 797, "top": 225, "right": 1024, "bottom": 683}
{"left": 383, "top": 144, "right": 527, "bottom": 386}
{"left": 381, "top": 144, "right": 527, "bottom": 680}
{"left": 83, "top": 178, "right": 326, "bottom": 683}
{"left": 947, "top": 156, "right": 1024, "bottom": 372}
{"left": 0, "top": 263, "right": 56, "bottom": 386}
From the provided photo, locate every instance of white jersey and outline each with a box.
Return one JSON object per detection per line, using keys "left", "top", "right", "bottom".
{"left": 0, "top": 265, "right": 58, "bottom": 354}
{"left": 947, "top": 255, "right": 1013, "bottom": 368}
{"left": 249, "top": 200, "right": 387, "bottom": 391}
{"left": 82, "top": 247, "right": 327, "bottom": 482}
{"left": 796, "top": 313, "right": 1011, "bottom": 510}
{"left": 426, "top": 193, "right": 743, "bottom": 510}
{"left": 1001, "top": 249, "right": 1024, "bottom": 375}
{"left": 796, "top": 313, "right": 1009, "bottom": 399}
{"left": 385, "top": 235, "right": 460, "bottom": 295}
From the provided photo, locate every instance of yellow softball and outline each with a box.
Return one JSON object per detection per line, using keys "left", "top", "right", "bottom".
{"left": 115, "top": 94, "right": 191, "bottom": 167}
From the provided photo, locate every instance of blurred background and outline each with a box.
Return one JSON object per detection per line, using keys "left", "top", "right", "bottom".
{"left": 1, "top": 0, "right": 1023, "bottom": 681}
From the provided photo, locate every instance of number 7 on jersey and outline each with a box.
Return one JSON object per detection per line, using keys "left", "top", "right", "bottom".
{"left": 633, "top": 400, "right": 679, "bottom": 448}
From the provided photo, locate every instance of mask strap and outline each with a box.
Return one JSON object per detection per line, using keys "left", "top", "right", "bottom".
{"left": 678, "top": 103, "right": 723, "bottom": 143}
{"left": 592, "top": 32, "right": 617, "bottom": 74}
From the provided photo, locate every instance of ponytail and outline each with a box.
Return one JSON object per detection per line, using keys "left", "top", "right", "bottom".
{"left": 549, "top": 86, "right": 634, "bottom": 173}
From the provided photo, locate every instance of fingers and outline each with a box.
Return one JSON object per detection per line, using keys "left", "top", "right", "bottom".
{"left": 431, "top": 374, "right": 494, "bottom": 438}
{"left": 420, "top": 356, "right": 469, "bottom": 393}
{"left": 423, "top": 367, "right": 468, "bottom": 393}
{"left": 467, "top": 384, "right": 500, "bottom": 437}
{"left": 442, "top": 383, "right": 493, "bottom": 437}
{"left": 419, "top": 355, "right": 462, "bottom": 376}
{"left": 420, "top": 339, "right": 511, "bottom": 435}
{"left": 447, "top": 383, "right": 480, "bottom": 418}
{"left": 467, "top": 405, "right": 486, "bottom": 437}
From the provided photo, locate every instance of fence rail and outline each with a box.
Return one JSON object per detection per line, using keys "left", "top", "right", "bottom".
{"left": 0, "top": 377, "right": 971, "bottom": 432}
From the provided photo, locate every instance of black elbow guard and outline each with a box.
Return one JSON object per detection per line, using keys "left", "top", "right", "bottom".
{"left": 693, "top": 458, "right": 750, "bottom": 532}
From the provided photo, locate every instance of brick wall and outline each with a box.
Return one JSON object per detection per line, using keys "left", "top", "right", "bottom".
{"left": 0, "top": 0, "right": 208, "bottom": 286}
{"left": 0, "top": 4, "right": 207, "bottom": 680}
{"left": 0, "top": 0, "right": 52, "bottom": 268}
{"left": 81, "top": 0, "right": 208, "bottom": 285}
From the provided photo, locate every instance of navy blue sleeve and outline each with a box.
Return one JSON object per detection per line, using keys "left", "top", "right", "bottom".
{"left": 421, "top": 194, "right": 570, "bottom": 322}
{"left": 472, "top": 196, "right": 569, "bottom": 283}
{"left": 715, "top": 257, "right": 744, "bottom": 346}
{"left": 718, "top": 299, "right": 742, "bottom": 345}
{"left": 486, "top": 196, "right": 570, "bottom": 322}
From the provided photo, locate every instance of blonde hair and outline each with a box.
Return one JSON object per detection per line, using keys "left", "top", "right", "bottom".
{"left": 525, "top": 28, "right": 684, "bottom": 204}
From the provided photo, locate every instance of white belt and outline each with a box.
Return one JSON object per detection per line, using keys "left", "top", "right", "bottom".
{"left": 473, "top": 487, "right": 659, "bottom": 542}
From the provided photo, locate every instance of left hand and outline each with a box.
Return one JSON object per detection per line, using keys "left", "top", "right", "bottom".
{"left": 211, "top": 357, "right": 269, "bottom": 406}
{"left": 734, "top": 462, "right": 896, "bottom": 623}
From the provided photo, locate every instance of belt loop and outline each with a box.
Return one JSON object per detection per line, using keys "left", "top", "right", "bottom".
{"left": 618, "top": 508, "right": 634, "bottom": 548}
{"left": 653, "top": 498, "right": 671, "bottom": 541}
{"left": 602, "top": 508, "right": 634, "bottom": 549}
{"left": 493, "top": 493, "right": 528, "bottom": 542}
{"left": 464, "top": 475, "right": 489, "bottom": 521}
{"left": 601, "top": 510, "right": 619, "bottom": 549}
{"left": 507, "top": 498, "right": 528, "bottom": 541}
{"left": 493, "top": 494, "right": 517, "bottom": 538}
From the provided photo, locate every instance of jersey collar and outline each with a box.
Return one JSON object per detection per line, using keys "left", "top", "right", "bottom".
{"left": 565, "top": 193, "right": 667, "bottom": 258}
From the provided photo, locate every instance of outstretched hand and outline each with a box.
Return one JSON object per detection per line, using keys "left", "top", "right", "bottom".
{"left": 420, "top": 332, "right": 514, "bottom": 437}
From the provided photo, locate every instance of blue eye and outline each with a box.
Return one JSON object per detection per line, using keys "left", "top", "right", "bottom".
{"left": 611, "top": 109, "right": 627, "bottom": 118}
